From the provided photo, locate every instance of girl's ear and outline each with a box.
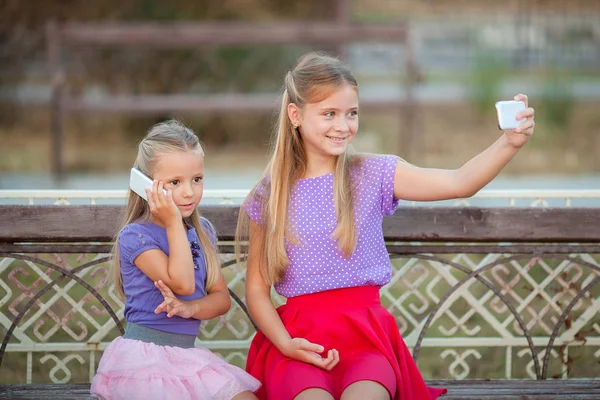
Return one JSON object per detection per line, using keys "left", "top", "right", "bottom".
{"left": 287, "top": 103, "right": 302, "bottom": 127}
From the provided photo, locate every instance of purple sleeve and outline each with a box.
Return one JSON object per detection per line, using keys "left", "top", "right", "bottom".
{"left": 119, "top": 224, "right": 161, "bottom": 264}
{"left": 378, "top": 155, "right": 400, "bottom": 216}
{"left": 242, "top": 180, "right": 268, "bottom": 224}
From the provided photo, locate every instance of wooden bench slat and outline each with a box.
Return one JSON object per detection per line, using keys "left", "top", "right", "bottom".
{"left": 430, "top": 379, "right": 600, "bottom": 388}
{"left": 382, "top": 207, "right": 600, "bottom": 242}
{"left": 0, "top": 384, "right": 93, "bottom": 399}
{"left": 1, "top": 205, "right": 599, "bottom": 243}
{"left": 2, "top": 380, "right": 599, "bottom": 399}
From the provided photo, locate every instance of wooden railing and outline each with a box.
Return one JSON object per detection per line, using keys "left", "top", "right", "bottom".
{"left": 45, "top": 17, "right": 415, "bottom": 180}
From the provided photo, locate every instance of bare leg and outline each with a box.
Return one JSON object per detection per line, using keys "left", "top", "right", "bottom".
{"left": 232, "top": 390, "right": 259, "bottom": 400}
{"left": 340, "top": 380, "right": 391, "bottom": 400}
{"left": 294, "top": 388, "right": 335, "bottom": 400}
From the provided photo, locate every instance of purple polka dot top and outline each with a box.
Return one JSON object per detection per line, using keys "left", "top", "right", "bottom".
{"left": 244, "top": 155, "right": 399, "bottom": 298}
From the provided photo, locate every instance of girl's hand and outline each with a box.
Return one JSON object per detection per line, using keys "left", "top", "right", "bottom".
{"left": 145, "top": 180, "right": 181, "bottom": 228}
{"left": 280, "top": 337, "right": 339, "bottom": 371}
{"left": 154, "top": 280, "right": 195, "bottom": 318}
{"left": 503, "top": 93, "right": 535, "bottom": 149}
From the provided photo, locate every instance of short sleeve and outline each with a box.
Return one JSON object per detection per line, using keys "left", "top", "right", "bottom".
{"left": 242, "top": 178, "right": 268, "bottom": 225}
{"left": 118, "top": 224, "right": 162, "bottom": 264}
{"left": 376, "top": 155, "right": 400, "bottom": 216}
{"left": 200, "top": 217, "right": 218, "bottom": 249}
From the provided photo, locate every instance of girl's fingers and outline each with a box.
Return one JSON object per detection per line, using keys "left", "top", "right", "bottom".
{"left": 145, "top": 188, "right": 151, "bottom": 203}
{"left": 514, "top": 93, "right": 528, "bottom": 108}
{"left": 320, "top": 350, "right": 336, "bottom": 370}
{"left": 325, "top": 349, "right": 340, "bottom": 370}
{"left": 151, "top": 180, "right": 157, "bottom": 205}
{"left": 167, "top": 304, "right": 182, "bottom": 318}
{"left": 165, "top": 187, "right": 173, "bottom": 205}
{"left": 304, "top": 351, "right": 325, "bottom": 366}
{"left": 145, "top": 186, "right": 155, "bottom": 210}
{"left": 154, "top": 280, "right": 176, "bottom": 298}
{"left": 155, "top": 180, "right": 163, "bottom": 207}
{"left": 517, "top": 107, "right": 535, "bottom": 121}
{"left": 149, "top": 180, "right": 161, "bottom": 213}
{"left": 154, "top": 301, "right": 167, "bottom": 314}
{"left": 516, "top": 120, "right": 535, "bottom": 134}
{"left": 300, "top": 340, "right": 325, "bottom": 354}
{"left": 305, "top": 348, "right": 339, "bottom": 370}
{"left": 159, "top": 181, "right": 166, "bottom": 204}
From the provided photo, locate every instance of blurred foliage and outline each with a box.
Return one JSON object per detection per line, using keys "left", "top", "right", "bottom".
{"left": 467, "top": 48, "right": 508, "bottom": 119}
{"left": 537, "top": 69, "right": 575, "bottom": 137}
{"left": 0, "top": 0, "right": 337, "bottom": 88}
{"left": 0, "top": 0, "right": 338, "bottom": 136}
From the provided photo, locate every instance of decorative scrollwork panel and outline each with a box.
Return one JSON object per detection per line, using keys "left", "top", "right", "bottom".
{"left": 1, "top": 247, "right": 598, "bottom": 383}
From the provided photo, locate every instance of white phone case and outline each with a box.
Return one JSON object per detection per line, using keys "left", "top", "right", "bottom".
{"left": 495, "top": 100, "right": 526, "bottom": 130}
{"left": 129, "top": 168, "right": 166, "bottom": 201}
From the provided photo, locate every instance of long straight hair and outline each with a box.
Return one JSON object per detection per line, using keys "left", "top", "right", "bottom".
{"left": 112, "top": 120, "right": 221, "bottom": 297}
{"left": 236, "top": 52, "right": 361, "bottom": 286}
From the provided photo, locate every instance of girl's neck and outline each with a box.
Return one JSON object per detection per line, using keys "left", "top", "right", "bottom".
{"left": 148, "top": 214, "right": 165, "bottom": 227}
{"left": 148, "top": 215, "right": 188, "bottom": 230}
{"left": 303, "top": 154, "right": 336, "bottom": 179}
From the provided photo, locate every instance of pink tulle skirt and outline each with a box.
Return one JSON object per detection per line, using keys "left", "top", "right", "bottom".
{"left": 91, "top": 337, "right": 261, "bottom": 400}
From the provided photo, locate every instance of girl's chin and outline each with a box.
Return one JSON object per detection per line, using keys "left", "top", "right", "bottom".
{"left": 325, "top": 145, "right": 348, "bottom": 156}
{"left": 179, "top": 205, "right": 197, "bottom": 216}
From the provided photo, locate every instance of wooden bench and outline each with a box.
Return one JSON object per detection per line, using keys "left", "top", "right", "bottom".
{"left": 1, "top": 205, "right": 599, "bottom": 399}
{"left": 2, "top": 380, "right": 600, "bottom": 399}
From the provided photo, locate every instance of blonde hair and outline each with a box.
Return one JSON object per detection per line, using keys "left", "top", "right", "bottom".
{"left": 112, "top": 119, "right": 221, "bottom": 297}
{"left": 236, "top": 52, "right": 361, "bottom": 286}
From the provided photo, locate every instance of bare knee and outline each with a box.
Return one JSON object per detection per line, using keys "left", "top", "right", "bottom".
{"left": 232, "top": 390, "right": 259, "bottom": 400}
{"left": 341, "top": 380, "right": 391, "bottom": 400}
{"left": 294, "top": 388, "right": 335, "bottom": 400}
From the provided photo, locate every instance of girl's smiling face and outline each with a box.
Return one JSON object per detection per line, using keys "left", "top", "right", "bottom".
{"left": 293, "top": 83, "right": 359, "bottom": 160}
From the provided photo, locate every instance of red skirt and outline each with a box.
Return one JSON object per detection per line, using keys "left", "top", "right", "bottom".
{"left": 246, "top": 286, "right": 446, "bottom": 400}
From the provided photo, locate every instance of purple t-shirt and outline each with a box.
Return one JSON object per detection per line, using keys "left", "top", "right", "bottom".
{"left": 118, "top": 218, "right": 217, "bottom": 335}
{"left": 244, "top": 155, "right": 399, "bottom": 298}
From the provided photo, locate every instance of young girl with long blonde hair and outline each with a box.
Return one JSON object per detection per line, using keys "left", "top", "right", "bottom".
{"left": 238, "top": 53, "right": 535, "bottom": 400}
{"left": 91, "top": 120, "right": 260, "bottom": 400}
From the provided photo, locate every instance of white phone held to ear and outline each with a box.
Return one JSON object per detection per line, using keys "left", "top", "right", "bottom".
{"left": 495, "top": 100, "right": 526, "bottom": 130}
{"left": 129, "top": 168, "right": 167, "bottom": 201}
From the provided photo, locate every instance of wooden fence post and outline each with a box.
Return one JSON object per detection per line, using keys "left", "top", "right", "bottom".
{"left": 46, "top": 20, "right": 65, "bottom": 182}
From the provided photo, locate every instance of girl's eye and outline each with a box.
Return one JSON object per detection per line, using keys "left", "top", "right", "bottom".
{"left": 169, "top": 180, "right": 179, "bottom": 186}
{"left": 193, "top": 177, "right": 203, "bottom": 183}
{"left": 349, "top": 110, "right": 358, "bottom": 117}
{"left": 324, "top": 111, "right": 334, "bottom": 117}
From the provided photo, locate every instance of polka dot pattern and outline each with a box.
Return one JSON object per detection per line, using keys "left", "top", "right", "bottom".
{"left": 244, "top": 155, "right": 399, "bottom": 298}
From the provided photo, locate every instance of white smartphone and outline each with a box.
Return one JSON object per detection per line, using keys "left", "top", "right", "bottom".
{"left": 495, "top": 100, "right": 526, "bottom": 130}
{"left": 129, "top": 168, "right": 167, "bottom": 201}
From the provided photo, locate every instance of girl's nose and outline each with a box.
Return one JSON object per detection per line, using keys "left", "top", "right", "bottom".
{"left": 335, "top": 117, "right": 349, "bottom": 132}
{"left": 182, "top": 184, "right": 194, "bottom": 197}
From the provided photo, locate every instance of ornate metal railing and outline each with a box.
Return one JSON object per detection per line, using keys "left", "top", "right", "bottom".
{"left": 387, "top": 246, "right": 600, "bottom": 381}
{"left": 1, "top": 245, "right": 598, "bottom": 384}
